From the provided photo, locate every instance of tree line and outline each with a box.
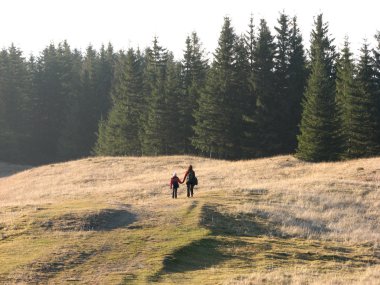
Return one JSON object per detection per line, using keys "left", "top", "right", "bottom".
{"left": 0, "top": 13, "right": 379, "bottom": 165}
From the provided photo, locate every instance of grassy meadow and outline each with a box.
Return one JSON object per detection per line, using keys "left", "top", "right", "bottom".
{"left": 0, "top": 155, "right": 379, "bottom": 284}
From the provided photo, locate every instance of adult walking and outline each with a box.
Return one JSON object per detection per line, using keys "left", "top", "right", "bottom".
{"left": 183, "top": 165, "right": 196, "bottom": 198}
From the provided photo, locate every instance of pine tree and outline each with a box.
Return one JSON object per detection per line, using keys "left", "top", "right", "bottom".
{"left": 0, "top": 45, "right": 31, "bottom": 163}
{"left": 353, "top": 42, "right": 380, "bottom": 156}
{"left": 273, "top": 14, "right": 307, "bottom": 154}
{"left": 287, "top": 16, "right": 308, "bottom": 152}
{"left": 29, "top": 43, "right": 77, "bottom": 164}
{"left": 297, "top": 14, "right": 339, "bottom": 162}
{"left": 273, "top": 13, "right": 292, "bottom": 153}
{"left": 335, "top": 38, "right": 359, "bottom": 158}
{"left": 242, "top": 16, "right": 257, "bottom": 157}
{"left": 251, "top": 19, "right": 278, "bottom": 156}
{"left": 141, "top": 37, "right": 171, "bottom": 155}
{"left": 193, "top": 17, "right": 243, "bottom": 159}
{"left": 374, "top": 32, "right": 380, "bottom": 147}
{"left": 235, "top": 35, "right": 252, "bottom": 157}
{"left": 164, "top": 54, "right": 184, "bottom": 154}
{"left": 181, "top": 32, "right": 208, "bottom": 153}
{"left": 95, "top": 49, "right": 144, "bottom": 156}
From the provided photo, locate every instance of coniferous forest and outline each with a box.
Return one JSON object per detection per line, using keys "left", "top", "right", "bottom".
{"left": 1, "top": 14, "right": 380, "bottom": 165}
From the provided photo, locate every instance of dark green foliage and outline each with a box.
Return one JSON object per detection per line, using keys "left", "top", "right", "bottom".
{"left": 95, "top": 49, "right": 143, "bottom": 156}
{"left": 287, "top": 16, "right": 308, "bottom": 152}
{"left": 141, "top": 38, "right": 174, "bottom": 155}
{"left": 351, "top": 42, "right": 380, "bottom": 156}
{"left": 181, "top": 32, "right": 208, "bottom": 153}
{"left": 273, "top": 14, "right": 307, "bottom": 153}
{"left": 297, "top": 14, "right": 340, "bottom": 162}
{"left": 374, "top": 32, "right": 380, "bottom": 146}
{"left": 0, "top": 15, "right": 379, "bottom": 165}
{"left": 251, "top": 19, "right": 278, "bottom": 156}
{"left": 0, "top": 45, "right": 31, "bottom": 163}
{"left": 193, "top": 17, "right": 244, "bottom": 159}
{"left": 58, "top": 44, "right": 115, "bottom": 160}
{"left": 335, "top": 39, "right": 360, "bottom": 159}
{"left": 29, "top": 43, "right": 74, "bottom": 164}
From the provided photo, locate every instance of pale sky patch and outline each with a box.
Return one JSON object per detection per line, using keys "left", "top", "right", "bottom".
{"left": 1, "top": 0, "right": 379, "bottom": 59}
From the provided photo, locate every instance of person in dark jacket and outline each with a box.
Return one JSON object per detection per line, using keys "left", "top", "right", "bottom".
{"left": 182, "top": 165, "right": 196, "bottom": 198}
{"left": 170, "top": 172, "right": 182, "bottom": 199}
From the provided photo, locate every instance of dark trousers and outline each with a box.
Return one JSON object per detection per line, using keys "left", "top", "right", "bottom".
{"left": 186, "top": 182, "right": 194, "bottom": 197}
{"left": 172, "top": 187, "right": 178, "bottom": 199}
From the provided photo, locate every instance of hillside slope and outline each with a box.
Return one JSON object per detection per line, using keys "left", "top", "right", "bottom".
{"left": 0, "top": 155, "right": 379, "bottom": 284}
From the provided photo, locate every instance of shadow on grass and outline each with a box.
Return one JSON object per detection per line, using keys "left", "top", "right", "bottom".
{"left": 149, "top": 238, "right": 232, "bottom": 282}
{"left": 200, "top": 204, "right": 281, "bottom": 237}
{"left": 40, "top": 209, "right": 137, "bottom": 231}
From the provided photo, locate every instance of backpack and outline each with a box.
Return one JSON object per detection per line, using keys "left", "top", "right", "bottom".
{"left": 188, "top": 170, "right": 197, "bottom": 185}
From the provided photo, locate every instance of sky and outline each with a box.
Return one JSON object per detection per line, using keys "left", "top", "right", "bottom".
{"left": 1, "top": 0, "right": 379, "bottom": 59}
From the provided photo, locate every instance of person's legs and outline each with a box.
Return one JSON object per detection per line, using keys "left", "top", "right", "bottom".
{"left": 172, "top": 188, "right": 175, "bottom": 198}
{"left": 174, "top": 187, "right": 178, "bottom": 198}
{"left": 190, "top": 184, "right": 194, "bottom": 197}
{"left": 186, "top": 182, "right": 190, "bottom": 197}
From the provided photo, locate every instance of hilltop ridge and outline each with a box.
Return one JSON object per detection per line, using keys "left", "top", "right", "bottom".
{"left": 0, "top": 155, "right": 380, "bottom": 284}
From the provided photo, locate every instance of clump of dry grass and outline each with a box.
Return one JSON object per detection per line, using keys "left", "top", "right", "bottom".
{"left": 1, "top": 155, "right": 380, "bottom": 284}
{"left": 234, "top": 157, "right": 380, "bottom": 244}
{"left": 224, "top": 264, "right": 380, "bottom": 285}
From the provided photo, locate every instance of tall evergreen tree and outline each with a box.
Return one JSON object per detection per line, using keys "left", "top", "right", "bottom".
{"left": 141, "top": 37, "right": 171, "bottom": 155}
{"left": 251, "top": 19, "right": 278, "bottom": 156}
{"left": 29, "top": 42, "right": 78, "bottom": 164}
{"left": 297, "top": 14, "right": 339, "bottom": 161}
{"left": 242, "top": 16, "right": 257, "bottom": 157}
{"left": 273, "top": 13, "right": 292, "bottom": 153}
{"left": 353, "top": 41, "right": 380, "bottom": 156}
{"left": 273, "top": 13, "right": 307, "bottom": 153}
{"left": 164, "top": 54, "right": 185, "bottom": 154}
{"left": 336, "top": 39, "right": 357, "bottom": 158}
{"left": 0, "top": 45, "right": 31, "bottom": 163}
{"left": 95, "top": 48, "right": 144, "bottom": 155}
{"left": 287, "top": 16, "right": 308, "bottom": 152}
{"left": 181, "top": 32, "right": 208, "bottom": 153}
{"left": 374, "top": 32, "right": 380, "bottom": 146}
{"left": 235, "top": 35, "right": 252, "bottom": 157}
{"left": 193, "top": 17, "right": 242, "bottom": 158}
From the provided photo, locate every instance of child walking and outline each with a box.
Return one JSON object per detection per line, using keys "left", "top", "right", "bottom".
{"left": 170, "top": 172, "right": 182, "bottom": 199}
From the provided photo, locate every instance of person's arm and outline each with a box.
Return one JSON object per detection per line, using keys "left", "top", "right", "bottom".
{"left": 181, "top": 171, "right": 188, "bottom": 184}
{"left": 170, "top": 178, "right": 173, "bottom": 189}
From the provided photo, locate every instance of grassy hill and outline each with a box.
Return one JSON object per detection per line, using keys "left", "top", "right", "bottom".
{"left": 0, "top": 155, "right": 379, "bottom": 284}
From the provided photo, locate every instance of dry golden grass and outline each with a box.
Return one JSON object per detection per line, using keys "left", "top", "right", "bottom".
{"left": 0, "top": 155, "right": 379, "bottom": 284}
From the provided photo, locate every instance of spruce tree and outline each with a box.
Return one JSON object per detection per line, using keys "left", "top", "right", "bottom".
{"left": 164, "top": 54, "right": 184, "bottom": 154}
{"left": 141, "top": 37, "right": 171, "bottom": 155}
{"left": 0, "top": 45, "right": 31, "bottom": 163}
{"left": 29, "top": 43, "right": 77, "bottom": 164}
{"left": 242, "top": 16, "right": 257, "bottom": 157}
{"left": 95, "top": 49, "right": 144, "bottom": 156}
{"left": 193, "top": 17, "right": 242, "bottom": 159}
{"left": 181, "top": 32, "right": 208, "bottom": 153}
{"left": 273, "top": 14, "right": 307, "bottom": 153}
{"left": 235, "top": 35, "right": 252, "bottom": 157}
{"left": 287, "top": 16, "right": 308, "bottom": 152}
{"left": 374, "top": 32, "right": 380, "bottom": 147}
{"left": 335, "top": 39, "right": 359, "bottom": 158}
{"left": 251, "top": 19, "right": 278, "bottom": 156}
{"left": 274, "top": 13, "right": 292, "bottom": 153}
{"left": 297, "top": 14, "right": 339, "bottom": 162}
{"left": 353, "top": 42, "right": 380, "bottom": 156}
